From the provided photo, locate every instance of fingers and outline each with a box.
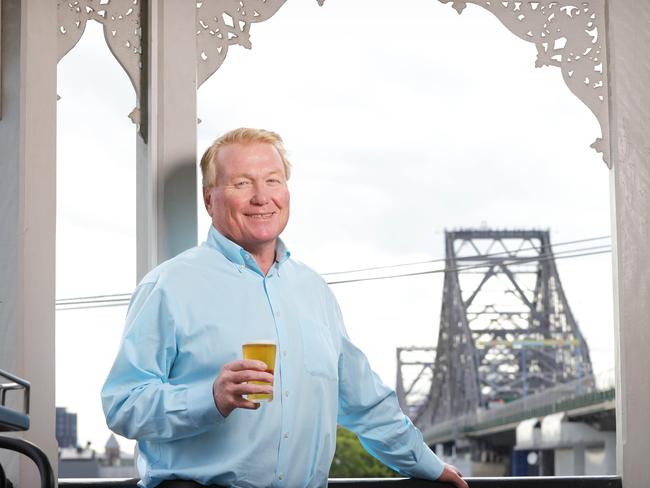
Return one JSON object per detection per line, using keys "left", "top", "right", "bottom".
{"left": 232, "top": 382, "right": 274, "bottom": 396}
{"left": 439, "top": 464, "right": 469, "bottom": 488}
{"left": 230, "top": 369, "right": 274, "bottom": 385}
{"left": 231, "top": 397, "right": 262, "bottom": 411}
{"left": 213, "top": 361, "right": 275, "bottom": 417}
{"left": 225, "top": 359, "right": 269, "bottom": 372}
{"left": 455, "top": 475, "right": 469, "bottom": 488}
{"left": 452, "top": 466, "right": 463, "bottom": 477}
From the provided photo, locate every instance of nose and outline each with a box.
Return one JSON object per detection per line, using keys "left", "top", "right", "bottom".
{"left": 250, "top": 182, "right": 270, "bottom": 206}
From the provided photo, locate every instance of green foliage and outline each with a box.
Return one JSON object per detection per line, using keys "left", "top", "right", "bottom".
{"left": 329, "top": 426, "right": 400, "bottom": 478}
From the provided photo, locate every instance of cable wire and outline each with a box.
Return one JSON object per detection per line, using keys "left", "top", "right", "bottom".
{"left": 56, "top": 245, "right": 612, "bottom": 309}
{"left": 325, "top": 248, "right": 611, "bottom": 285}
{"left": 56, "top": 235, "right": 611, "bottom": 304}
{"left": 320, "top": 234, "right": 610, "bottom": 276}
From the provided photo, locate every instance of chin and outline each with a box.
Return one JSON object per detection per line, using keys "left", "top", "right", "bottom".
{"left": 248, "top": 224, "right": 283, "bottom": 239}
{"left": 250, "top": 232, "right": 281, "bottom": 243}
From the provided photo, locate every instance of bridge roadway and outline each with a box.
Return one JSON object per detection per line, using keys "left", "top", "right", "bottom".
{"left": 421, "top": 372, "right": 615, "bottom": 446}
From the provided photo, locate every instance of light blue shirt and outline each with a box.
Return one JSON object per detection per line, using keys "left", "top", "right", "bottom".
{"left": 102, "top": 226, "right": 444, "bottom": 488}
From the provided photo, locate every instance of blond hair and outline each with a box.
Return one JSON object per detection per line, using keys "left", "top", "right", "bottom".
{"left": 200, "top": 128, "right": 292, "bottom": 188}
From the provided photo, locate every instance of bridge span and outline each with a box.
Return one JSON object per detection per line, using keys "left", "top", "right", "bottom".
{"left": 396, "top": 230, "right": 615, "bottom": 476}
{"left": 422, "top": 371, "right": 614, "bottom": 446}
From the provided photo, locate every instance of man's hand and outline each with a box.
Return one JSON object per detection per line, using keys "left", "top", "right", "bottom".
{"left": 212, "top": 360, "right": 274, "bottom": 417}
{"left": 438, "top": 463, "right": 469, "bottom": 488}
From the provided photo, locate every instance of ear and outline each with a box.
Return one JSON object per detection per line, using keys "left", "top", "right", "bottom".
{"left": 203, "top": 187, "right": 213, "bottom": 215}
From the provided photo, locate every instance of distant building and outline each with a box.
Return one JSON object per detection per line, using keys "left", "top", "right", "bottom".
{"left": 59, "top": 444, "right": 99, "bottom": 478}
{"left": 59, "top": 434, "right": 138, "bottom": 479}
{"left": 104, "top": 434, "right": 120, "bottom": 466}
{"left": 55, "top": 407, "right": 78, "bottom": 448}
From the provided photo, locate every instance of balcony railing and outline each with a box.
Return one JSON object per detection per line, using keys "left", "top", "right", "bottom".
{"left": 0, "top": 369, "right": 623, "bottom": 488}
{"left": 57, "top": 476, "right": 622, "bottom": 487}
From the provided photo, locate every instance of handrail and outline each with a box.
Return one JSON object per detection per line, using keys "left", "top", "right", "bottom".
{"left": 0, "top": 369, "right": 31, "bottom": 417}
{"left": 56, "top": 476, "right": 623, "bottom": 487}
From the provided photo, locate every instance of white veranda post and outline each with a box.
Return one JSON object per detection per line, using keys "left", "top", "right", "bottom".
{"left": 0, "top": 1, "right": 649, "bottom": 486}
{"left": 0, "top": 1, "right": 58, "bottom": 485}
{"left": 606, "top": 2, "right": 650, "bottom": 487}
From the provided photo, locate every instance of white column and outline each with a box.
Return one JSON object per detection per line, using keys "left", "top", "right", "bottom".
{"left": 607, "top": 2, "right": 650, "bottom": 487}
{"left": 136, "top": 0, "right": 198, "bottom": 280}
{"left": 0, "top": 0, "right": 58, "bottom": 484}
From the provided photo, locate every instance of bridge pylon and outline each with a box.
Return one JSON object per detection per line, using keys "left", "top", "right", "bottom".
{"left": 409, "top": 229, "right": 594, "bottom": 430}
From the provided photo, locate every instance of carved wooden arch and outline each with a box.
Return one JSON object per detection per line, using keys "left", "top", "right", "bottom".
{"left": 57, "top": 0, "right": 609, "bottom": 166}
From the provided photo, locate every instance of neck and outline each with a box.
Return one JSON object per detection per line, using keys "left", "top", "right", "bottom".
{"left": 248, "top": 241, "right": 277, "bottom": 275}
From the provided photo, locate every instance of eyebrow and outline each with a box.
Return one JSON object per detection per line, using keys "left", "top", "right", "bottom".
{"left": 232, "top": 170, "right": 284, "bottom": 180}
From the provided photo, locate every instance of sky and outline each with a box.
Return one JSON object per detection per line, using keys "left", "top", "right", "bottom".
{"left": 55, "top": 0, "right": 614, "bottom": 454}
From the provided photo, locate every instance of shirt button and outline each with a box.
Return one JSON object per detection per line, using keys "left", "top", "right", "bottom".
{"left": 282, "top": 350, "right": 287, "bottom": 357}
{"left": 238, "top": 264, "right": 244, "bottom": 272}
{"left": 284, "top": 390, "right": 289, "bottom": 397}
{"left": 276, "top": 311, "right": 281, "bottom": 318}
{"left": 278, "top": 473, "right": 284, "bottom": 480}
{"left": 284, "top": 432, "right": 289, "bottom": 439}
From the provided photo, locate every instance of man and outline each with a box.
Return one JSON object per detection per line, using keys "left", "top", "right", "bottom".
{"left": 102, "top": 128, "right": 468, "bottom": 488}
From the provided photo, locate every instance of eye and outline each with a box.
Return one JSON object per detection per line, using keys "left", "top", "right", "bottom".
{"left": 267, "top": 178, "right": 282, "bottom": 185}
{"left": 234, "top": 180, "right": 250, "bottom": 188}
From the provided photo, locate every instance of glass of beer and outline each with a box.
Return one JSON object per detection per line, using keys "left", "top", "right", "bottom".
{"left": 242, "top": 340, "right": 276, "bottom": 402}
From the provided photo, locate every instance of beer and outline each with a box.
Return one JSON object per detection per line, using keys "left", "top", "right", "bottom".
{"left": 242, "top": 341, "right": 276, "bottom": 402}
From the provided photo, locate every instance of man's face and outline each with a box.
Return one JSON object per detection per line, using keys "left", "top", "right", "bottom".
{"left": 204, "top": 142, "right": 290, "bottom": 252}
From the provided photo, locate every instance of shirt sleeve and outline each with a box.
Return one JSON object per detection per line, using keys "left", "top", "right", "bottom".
{"left": 329, "top": 292, "right": 445, "bottom": 480}
{"left": 101, "top": 280, "right": 223, "bottom": 442}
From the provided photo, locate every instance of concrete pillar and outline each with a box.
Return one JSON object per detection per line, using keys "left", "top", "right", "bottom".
{"left": 136, "top": 0, "right": 198, "bottom": 279}
{"left": 0, "top": 0, "right": 58, "bottom": 484}
{"left": 572, "top": 446, "right": 585, "bottom": 476}
{"left": 607, "top": 2, "right": 650, "bottom": 487}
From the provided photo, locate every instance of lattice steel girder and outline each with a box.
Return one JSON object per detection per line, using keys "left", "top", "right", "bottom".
{"left": 414, "top": 229, "right": 594, "bottom": 429}
{"left": 396, "top": 347, "right": 436, "bottom": 419}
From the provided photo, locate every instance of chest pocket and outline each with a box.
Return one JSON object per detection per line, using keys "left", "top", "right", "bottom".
{"left": 300, "top": 320, "right": 338, "bottom": 381}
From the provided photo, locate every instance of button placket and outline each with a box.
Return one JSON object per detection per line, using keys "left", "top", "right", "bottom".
{"left": 264, "top": 276, "right": 291, "bottom": 485}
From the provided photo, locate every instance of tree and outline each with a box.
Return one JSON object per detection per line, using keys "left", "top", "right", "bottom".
{"left": 329, "top": 426, "right": 399, "bottom": 478}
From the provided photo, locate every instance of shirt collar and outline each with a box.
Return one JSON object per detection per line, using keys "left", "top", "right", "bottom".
{"left": 205, "top": 226, "right": 291, "bottom": 268}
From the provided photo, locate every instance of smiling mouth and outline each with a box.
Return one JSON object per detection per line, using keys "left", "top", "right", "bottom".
{"left": 245, "top": 212, "right": 276, "bottom": 220}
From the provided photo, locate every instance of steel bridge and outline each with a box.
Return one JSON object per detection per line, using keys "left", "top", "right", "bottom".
{"left": 396, "top": 230, "right": 612, "bottom": 475}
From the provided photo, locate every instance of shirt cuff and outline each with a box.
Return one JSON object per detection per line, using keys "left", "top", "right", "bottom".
{"left": 186, "top": 379, "right": 225, "bottom": 427}
{"left": 407, "top": 442, "right": 445, "bottom": 480}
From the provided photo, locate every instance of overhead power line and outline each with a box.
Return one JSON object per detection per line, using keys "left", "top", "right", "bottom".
{"left": 56, "top": 293, "right": 131, "bottom": 305}
{"left": 56, "top": 235, "right": 612, "bottom": 310}
{"left": 325, "top": 247, "right": 611, "bottom": 285}
{"left": 320, "top": 234, "right": 611, "bottom": 276}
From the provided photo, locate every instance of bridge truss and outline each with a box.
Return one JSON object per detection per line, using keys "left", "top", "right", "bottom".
{"left": 399, "top": 229, "right": 594, "bottom": 430}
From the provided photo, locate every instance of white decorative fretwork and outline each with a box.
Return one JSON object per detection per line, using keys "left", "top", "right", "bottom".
{"left": 439, "top": 0, "right": 609, "bottom": 166}
{"left": 56, "top": 0, "right": 609, "bottom": 165}
{"left": 197, "top": 0, "right": 291, "bottom": 88}
{"left": 58, "top": 0, "right": 142, "bottom": 123}
{"left": 197, "top": 1, "right": 325, "bottom": 87}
